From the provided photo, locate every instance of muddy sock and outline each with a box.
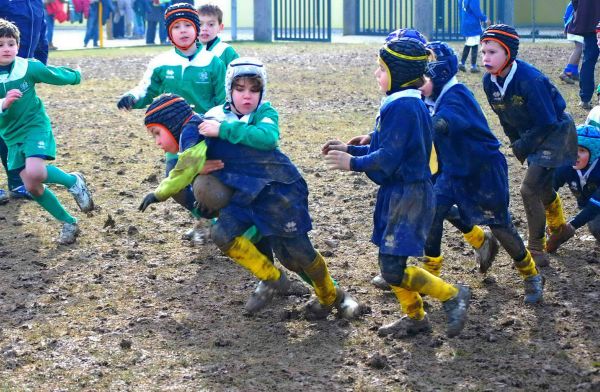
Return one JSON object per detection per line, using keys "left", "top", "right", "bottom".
{"left": 33, "top": 188, "right": 76, "bottom": 224}
{"left": 302, "top": 252, "right": 337, "bottom": 306}
{"left": 45, "top": 166, "right": 76, "bottom": 188}
{"left": 390, "top": 285, "right": 425, "bottom": 320}
{"left": 545, "top": 193, "right": 567, "bottom": 233}
{"left": 421, "top": 255, "right": 443, "bottom": 277}
{"left": 464, "top": 225, "right": 485, "bottom": 249}
{"left": 225, "top": 236, "right": 281, "bottom": 281}
{"left": 401, "top": 266, "right": 458, "bottom": 302}
{"left": 514, "top": 250, "right": 538, "bottom": 279}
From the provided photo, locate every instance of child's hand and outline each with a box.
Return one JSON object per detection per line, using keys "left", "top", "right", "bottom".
{"left": 324, "top": 150, "right": 352, "bottom": 171}
{"left": 117, "top": 94, "right": 137, "bottom": 110}
{"left": 199, "top": 120, "right": 221, "bottom": 138}
{"left": 347, "top": 134, "right": 371, "bottom": 146}
{"left": 2, "top": 89, "right": 22, "bottom": 111}
{"left": 139, "top": 193, "right": 159, "bottom": 212}
{"left": 321, "top": 140, "right": 348, "bottom": 155}
{"left": 199, "top": 159, "right": 224, "bottom": 175}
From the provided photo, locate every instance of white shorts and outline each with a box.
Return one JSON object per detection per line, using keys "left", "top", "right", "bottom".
{"left": 465, "top": 35, "right": 480, "bottom": 46}
{"left": 567, "top": 33, "right": 584, "bottom": 44}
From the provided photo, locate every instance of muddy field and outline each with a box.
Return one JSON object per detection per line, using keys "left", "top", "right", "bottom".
{"left": 0, "top": 42, "right": 598, "bottom": 391}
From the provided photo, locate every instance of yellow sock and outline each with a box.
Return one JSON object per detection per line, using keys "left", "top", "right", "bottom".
{"left": 464, "top": 225, "right": 485, "bottom": 249}
{"left": 401, "top": 266, "right": 458, "bottom": 302}
{"left": 225, "top": 236, "right": 281, "bottom": 281}
{"left": 390, "top": 285, "right": 425, "bottom": 320}
{"left": 514, "top": 250, "right": 539, "bottom": 279}
{"left": 545, "top": 194, "right": 567, "bottom": 233}
{"left": 421, "top": 255, "right": 443, "bottom": 277}
{"left": 303, "top": 252, "right": 337, "bottom": 306}
{"left": 429, "top": 144, "right": 439, "bottom": 175}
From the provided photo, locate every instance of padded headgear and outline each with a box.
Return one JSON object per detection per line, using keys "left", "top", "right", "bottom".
{"left": 577, "top": 125, "right": 600, "bottom": 164}
{"left": 378, "top": 37, "right": 428, "bottom": 94}
{"left": 164, "top": 3, "right": 200, "bottom": 50}
{"left": 596, "top": 21, "right": 600, "bottom": 33}
{"left": 385, "top": 28, "right": 427, "bottom": 44}
{"left": 481, "top": 24, "right": 519, "bottom": 75}
{"left": 145, "top": 94, "right": 193, "bottom": 146}
{"left": 225, "top": 57, "right": 267, "bottom": 107}
{"left": 425, "top": 41, "right": 458, "bottom": 96}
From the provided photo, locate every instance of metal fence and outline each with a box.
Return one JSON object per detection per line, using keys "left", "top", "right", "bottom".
{"left": 432, "top": 0, "right": 504, "bottom": 41}
{"left": 273, "top": 0, "right": 332, "bottom": 42}
{"left": 356, "top": 0, "right": 414, "bottom": 36}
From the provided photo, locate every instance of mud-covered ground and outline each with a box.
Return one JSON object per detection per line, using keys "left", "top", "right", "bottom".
{"left": 0, "top": 42, "right": 598, "bottom": 391}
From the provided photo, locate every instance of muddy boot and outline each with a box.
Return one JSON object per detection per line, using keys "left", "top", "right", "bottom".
{"left": 67, "top": 172, "right": 94, "bottom": 212}
{"left": 304, "top": 286, "right": 360, "bottom": 320}
{"left": 546, "top": 223, "right": 576, "bottom": 253}
{"left": 528, "top": 248, "right": 550, "bottom": 267}
{"left": 57, "top": 222, "right": 80, "bottom": 245}
{"left": 371, "top": 274, "right": 391, "bottom": 291}
{"left": 377, "top": 315, "right": 431, "bottom": 338}
{"left": 523, "top": 273, "right": 544, "bottom": 304}
{"left": 245, "top": 271, "right": 290, "bottom": 314}
{"left": 182, "top": 221, "right": 210, "bottom": 245}
{"left": 442, "top": 285, "right": 471, "bottom": 338}
{"left": 475, "top": 230, "right": 500, "bottom": 274}
{"left": 458, "top": 63, "right": 466, "bottom": 72}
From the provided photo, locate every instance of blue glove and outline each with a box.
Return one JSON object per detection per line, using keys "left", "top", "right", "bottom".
{"left": 139, "top": 193, "right": 159, "bottom": 212}
{"left": 117, "top": 94, "right": 137, "bottom": 110}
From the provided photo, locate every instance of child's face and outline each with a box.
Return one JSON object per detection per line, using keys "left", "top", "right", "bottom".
{"left": 374, "top": 61, "right": 389, "bottom": 94}
{"left": 419, "top": 77, "right": 434, "bottom": 97}
{"left": 170, "top": 20, "right": 197, "bottom": 48}
{"left": 0, "top": 36, "right": 18, "bottom": 66}
{"left": 198, "top": 14, "right": 223, "bottom": 44}
{"left": 147, "top": 125, "right": 178, "bottom": 154}
{"left": 481, "top": 40, "right": 508, "bottom": 75}
{"left": 574, "top": 146, "right": 590, "bottom": 170}
{"left": 231, "top": 78, "right": 261, "bottom": 115}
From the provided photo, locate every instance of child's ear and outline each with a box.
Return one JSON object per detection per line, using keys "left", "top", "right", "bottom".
{"left": 219, "top": 23, "right": 224, "bottom": 32}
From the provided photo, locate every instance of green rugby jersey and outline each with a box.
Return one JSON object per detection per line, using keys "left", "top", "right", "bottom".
{"left": 0, "top": 57, "right": 80, "bottom": 146}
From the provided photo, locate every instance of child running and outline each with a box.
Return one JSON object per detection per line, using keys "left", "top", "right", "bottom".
{"left": 0, "top": 18, "right": 93, "bottom": 244}
{"left": 481, "top": 24, "right": 578, "bottom": 267}
{"left": 323, "top": 38, "right": 470, "bottom": 338}
{"left": 547, "top": 125, "right": 600, "bottom": 252}
{"left": 419, "top": 41, "right": 543, "bottom": 303}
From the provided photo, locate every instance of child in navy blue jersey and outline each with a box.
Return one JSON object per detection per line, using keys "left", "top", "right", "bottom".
{"left": 547, "top": 125, "right": 600, "bottom": 252}
{"left": 481, "top": 24, "right": 578, "bottom": 267}
{"left": 420, "top": 41, "right": 543, "bottom": 303}
{"left": 323, "top": 38, "right": 470, "bottom": 338}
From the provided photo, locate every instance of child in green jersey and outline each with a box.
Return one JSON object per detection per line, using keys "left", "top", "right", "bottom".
{"left": 0, "top": 18, "right": 94, "bottom": 244}
{"left": 197, "top": 3, "right": 239, "bottom": 68}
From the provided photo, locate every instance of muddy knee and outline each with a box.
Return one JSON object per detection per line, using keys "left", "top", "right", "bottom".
{"left": 378, "top": 253, "right": 407, "bottom": 286}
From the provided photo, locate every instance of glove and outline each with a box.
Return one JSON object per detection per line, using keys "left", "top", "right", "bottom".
{"left": 139, "top": 193, "right": 159, "bottom": 212}
{"left": 117, "top": 94, "right": 137, "bottom": 110}
{"left": 510, "top": 141, "right": 528, "bottom": 164}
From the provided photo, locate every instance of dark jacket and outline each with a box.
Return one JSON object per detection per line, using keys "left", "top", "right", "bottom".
{"left": 0, "top": 0, "right": 48, "bottom": 64}
{"left": 568, "top": 0, "right": 600, "bottom": 35}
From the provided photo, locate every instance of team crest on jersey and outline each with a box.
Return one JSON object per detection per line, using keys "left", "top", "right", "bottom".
{"left": 37, "top": 140, "right": 46, "bottom": 150}
{"left": 198, "top": 72, "right": 208, "bottom": 82}
{"left": 284, "top": 221, "right": 297, "bottom": 233}
{"left": 166, "top": 69, "right": 175, "bottom": 79}
{"left": 511, "top": 95, "right": 524, "bottom": 106}
{"left": 19, "top": 82, "right": 30, "bottom": 92}
{"left": 493, "top": 91, "right": 501, "bottom": 99}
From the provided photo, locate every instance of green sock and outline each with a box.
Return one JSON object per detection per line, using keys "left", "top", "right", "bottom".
{"left": 33, "top": 188, "right": 76, "bottom": 224}
{"left": 45, "top": 166, "right": 76, "bottom": 188}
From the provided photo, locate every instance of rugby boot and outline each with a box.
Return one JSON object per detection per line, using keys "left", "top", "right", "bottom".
{"left": 377, "top": 315, "right": 431, "bottom": 337}
{"left": 245, "top": 271, "right": 290, "bottom": 314}
{"left": 523, "top": 273, "right": 544, "bottom": 304}
{"left": 67, "top": 172, "right": 94, "bottom": 212}
{"left": 304, "top": 286, "right": 361, "bottom": 320}
{"left": 475, "top": 230, "right": 500, "bottom": 274}
{"left": 442, "top": 284, "right": 471, "bottom": 338}
{"left": 546, "top": 223, "right": 576, "bottom": 253}
{"left": 370, "top": 274, "right": 391, "bottom": 291}
{"left": 57, "top": 222, "right": 80, "bottom": 245}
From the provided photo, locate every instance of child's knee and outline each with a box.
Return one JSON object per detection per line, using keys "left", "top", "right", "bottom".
{"left": 378, "top": 253, "right": 408, "bottom": 286}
